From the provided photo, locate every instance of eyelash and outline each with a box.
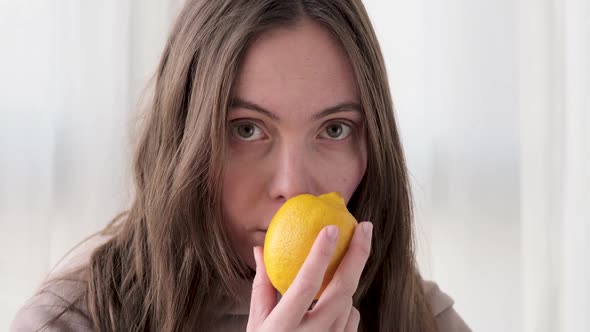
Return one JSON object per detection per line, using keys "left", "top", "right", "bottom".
{"left": 228, "top": 119, "right": 356, "bottom": 142}
{"left": 229, "top": 120, "right": 267, "bottom": 141}
{"left": 318, "top": 121, "right": 354, "bottom": 140}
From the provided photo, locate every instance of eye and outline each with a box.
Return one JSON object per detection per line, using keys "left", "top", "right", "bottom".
{"left": 230, "top": 121, "right": 265, "bottom": 141}
{"left": 319, "top": 122, "right": 353, "bottom": 140}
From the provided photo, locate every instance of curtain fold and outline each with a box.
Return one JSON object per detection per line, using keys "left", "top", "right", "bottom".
{"left": 0, "top": 0, "right": 182, "bottom": 327}
{"left": 520, "top": 0, "right": 590, "bottom": 331}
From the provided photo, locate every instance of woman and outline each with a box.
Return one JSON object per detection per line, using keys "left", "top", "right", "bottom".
{"left": 11, "top": 0, "right": 471, "bottom": 331}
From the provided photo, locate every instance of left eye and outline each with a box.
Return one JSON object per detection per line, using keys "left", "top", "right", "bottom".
{"left": 231, "top": 122, "right": 265, "bottom": 141}
{"left": 319, "top": 123, "right": 353, "bottom": 140}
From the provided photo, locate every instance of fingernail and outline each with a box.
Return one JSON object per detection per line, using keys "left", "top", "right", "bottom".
{"left": 362, "top": 222, "right": 373, "bottom": 238}
{"left": 326, "top": 225, "right": 339, "bottom": 242}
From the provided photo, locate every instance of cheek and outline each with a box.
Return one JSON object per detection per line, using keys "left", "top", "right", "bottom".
{"left": 221, "top": 145, "right": 273, "bottom": 231}
{"left": 313, "top": 138, "right": 367, "bottom": 202}
{"left": 222, "top": 159, "right": 262, "bottom": 218}
{"left": 222, "top": 167, "right": 242, "bottom": 213}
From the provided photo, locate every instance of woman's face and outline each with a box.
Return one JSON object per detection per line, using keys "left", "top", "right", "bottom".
{"left": 222, "top": 19, "right": 367, "bottom": 269}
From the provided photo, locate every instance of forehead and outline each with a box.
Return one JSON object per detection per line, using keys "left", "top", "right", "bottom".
{"left": 233, "top": 19, "right": 359, "bottom": 116}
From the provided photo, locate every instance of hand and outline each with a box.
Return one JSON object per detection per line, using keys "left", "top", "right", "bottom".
{"left": 246, "top": 221, "right": 373, "bottom": 332}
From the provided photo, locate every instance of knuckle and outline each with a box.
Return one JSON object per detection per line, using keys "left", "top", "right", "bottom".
{"left": 318, "top": 242, "right": 335, "bottom": 259}
{"left": 350, "top": 306, "right": 360, "bottom": 319}
{"left": 332, "top": 277, "right": 358, "bottom": 297}
{"left": 251, "top": 273, "right": 267, "bottom": 292}
{"left": 345, "top": 307, "right": 361, "bottom": 331}
{"left": 251, "top": 279, "right": 264, "bottom": 292}
{"left": 342, "top": 296, "right": 354, "bottom": 311}
{"left": 293, "top": 277, "right": 318, "bottom": 299}
{"left": 349, "top": 238, "right": 371, "bottom": 258}
{"left": 348, "top": 306, "right": 361, "bottom": 328}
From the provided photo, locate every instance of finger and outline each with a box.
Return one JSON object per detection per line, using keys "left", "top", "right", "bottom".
{"left": 247, "top": 246, "right": 277, "bottom": 331}
{"left": 313, "top": 222, "right": 372, "bottom": 318}
{"left": 326, "top": 297, "right": 353, "bottom": 331}
{"left": 270, "top": 225, "right": 339, "bottom": 326}
{"left": 343, "top": 307, "right": 360, "bottom": 332}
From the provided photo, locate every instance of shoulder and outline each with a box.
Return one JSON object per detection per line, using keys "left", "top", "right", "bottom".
{"left": 10, "top": 234, "right": 112, "bottom": 332}
{"left": 422, "top": 280, "right": 472, "bottom": 332}
{"left": 10, "top": 278, "right": 93, "bottom": 332}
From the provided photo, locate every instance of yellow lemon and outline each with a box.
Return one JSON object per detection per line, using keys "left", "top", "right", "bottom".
{"left": 263, "top": 192, "right": 358, "bottom": 299}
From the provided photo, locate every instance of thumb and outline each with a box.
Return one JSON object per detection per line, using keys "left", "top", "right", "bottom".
{"left": 247, "top": 246, "right": 277, "bottom": 330}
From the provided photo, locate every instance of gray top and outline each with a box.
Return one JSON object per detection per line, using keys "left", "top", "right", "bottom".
{"left": 10, "top": 236, "right": 471, "bottom": 331}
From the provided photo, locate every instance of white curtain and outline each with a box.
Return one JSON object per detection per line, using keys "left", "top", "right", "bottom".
{"left": 365, "top": 1, "right": 521, "bottom": 330}
{"left": 0, "top": 0, "right": 183, "bottom": 327}
{"left": 365, "top": 0, "right": 589, "bottom": 331}
{"left": 520, "top": 0, "right": 590, "bottom": 331}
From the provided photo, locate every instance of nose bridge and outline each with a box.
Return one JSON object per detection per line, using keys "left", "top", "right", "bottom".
{"left": 269, "top": 139, "right": 312, "bottom": 200}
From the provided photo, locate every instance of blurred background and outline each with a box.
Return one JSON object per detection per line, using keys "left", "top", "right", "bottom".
{"left": 0, "top": 0, "right": 588, "bottom": 331}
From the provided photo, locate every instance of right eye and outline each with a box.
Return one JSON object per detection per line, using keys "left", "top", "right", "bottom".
{"left": 230, "top": 121, "right": 266, "bottom": 141}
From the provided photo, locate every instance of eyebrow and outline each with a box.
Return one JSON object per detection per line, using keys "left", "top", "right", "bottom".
{"left": 230, "top": 97, "right": 362, "bottom": 122}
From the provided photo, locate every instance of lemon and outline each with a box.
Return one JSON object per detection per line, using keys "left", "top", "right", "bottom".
{"left": 263, "top": 192, "right": 358, "bottom": 299}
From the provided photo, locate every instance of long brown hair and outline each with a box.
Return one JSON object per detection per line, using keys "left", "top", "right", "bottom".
{"left": 46, "top": 0, "right": 438, "bottom": 331}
